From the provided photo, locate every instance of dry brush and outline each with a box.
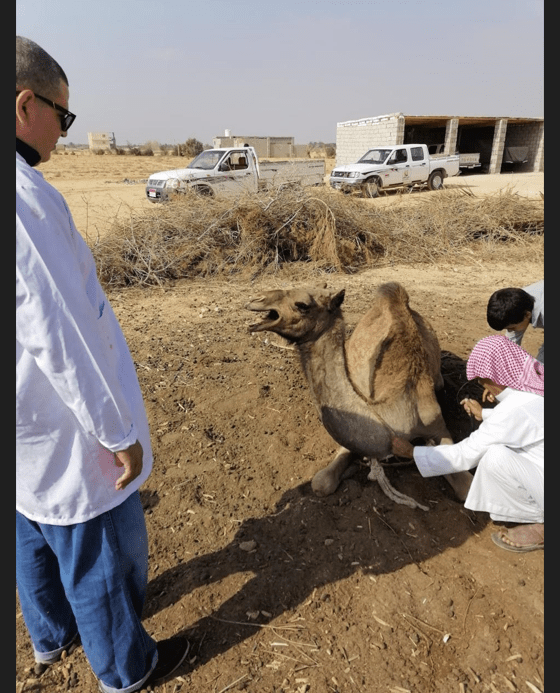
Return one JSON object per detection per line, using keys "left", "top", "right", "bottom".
{"left": 91, "top": 186, "right": 544, "bottom": 288}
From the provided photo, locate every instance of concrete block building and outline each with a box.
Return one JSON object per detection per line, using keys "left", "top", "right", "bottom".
{"left": 335, "top": 113, "right": 544, "bottom": 173}
{"left": 88, "top": 132, "right": 116, "bottom": 150}
{"left": 212, "top": 132, "right": 307, "bottom": 158}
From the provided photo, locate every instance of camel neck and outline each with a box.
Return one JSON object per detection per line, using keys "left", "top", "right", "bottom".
{"left": 298, "top": 320, "right": 363, "bottom": 409}
{"left": 296, "top": 318, "right": 391, "bottom": 457}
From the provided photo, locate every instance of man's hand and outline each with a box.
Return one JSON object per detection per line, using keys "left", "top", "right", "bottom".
{"left": 391, "top": 436, "right": 414, "bottom": 459}
{"left": 460, "top": 398, "right": 483, "bottom": 421}
{"left": 114, "top": 440, "right": 144, "bottom": 491}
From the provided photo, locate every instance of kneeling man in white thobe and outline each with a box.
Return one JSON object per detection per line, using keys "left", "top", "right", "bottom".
{"left": 392, "top": 335, "right": 544, "bottom": 553}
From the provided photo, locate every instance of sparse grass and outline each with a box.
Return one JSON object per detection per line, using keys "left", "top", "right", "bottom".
{"left": 91, "top": 185, "right": 544, "bottom": 288}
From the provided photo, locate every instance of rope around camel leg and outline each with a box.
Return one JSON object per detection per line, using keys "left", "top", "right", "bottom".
{"left": 367, "top": 458, "right": 429, "bottom": 511}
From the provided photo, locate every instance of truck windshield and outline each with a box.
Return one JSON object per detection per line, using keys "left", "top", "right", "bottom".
{"left": 188, "top": 150, "right": 225, "bottom": 170}
{"left": 358, "top": 149, "right": 392, "bottom": 165}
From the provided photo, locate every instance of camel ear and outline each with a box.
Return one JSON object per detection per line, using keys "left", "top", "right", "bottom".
{"left": 330, "top": 289, "right": 345, "bottom": 311}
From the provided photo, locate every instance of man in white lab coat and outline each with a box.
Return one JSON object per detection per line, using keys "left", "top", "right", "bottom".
{"left": 16, "top": 36, "right": 189, "bottom": 692}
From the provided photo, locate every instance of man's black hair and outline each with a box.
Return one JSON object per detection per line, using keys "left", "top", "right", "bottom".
{"left": 486, "top": 288, "right": 535, "bottom": 331}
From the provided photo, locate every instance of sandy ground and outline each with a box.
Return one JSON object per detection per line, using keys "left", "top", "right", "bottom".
{"left": 17, "top": 154, "right": 544, "bottom": 693}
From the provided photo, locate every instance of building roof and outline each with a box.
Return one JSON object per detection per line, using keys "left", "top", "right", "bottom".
{"left": 403, "top": 114, "right": 543, "bottom": 126}
{"left": 337, "top": 112, "right": 543, "bottom": 127}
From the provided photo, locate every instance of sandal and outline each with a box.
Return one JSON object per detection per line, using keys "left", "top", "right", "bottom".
{"left": 491, "top": 524, "right": 544, "bottom": 553}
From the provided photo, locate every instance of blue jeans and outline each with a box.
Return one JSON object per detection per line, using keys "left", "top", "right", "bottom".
{"left": 16, "top": 491, "right": 158, "bottom": 693}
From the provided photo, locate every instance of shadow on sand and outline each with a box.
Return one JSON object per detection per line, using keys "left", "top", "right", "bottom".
{"left": 141, "top": 350, "right": 488, "bottom": 675}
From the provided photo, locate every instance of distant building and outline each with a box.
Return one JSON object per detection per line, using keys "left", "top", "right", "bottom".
{"left": 88, "top": 132, "right": 116, "bottom": 150}
{"left": 212, "top": 132, "right": 307, "bottom": 158}
{"left": 335, "top": 113, "right": 544, "bottom": 173}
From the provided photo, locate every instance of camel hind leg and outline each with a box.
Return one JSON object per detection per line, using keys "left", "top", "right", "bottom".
{"left": 443, "top": 472, "right": 473, "bottom": 501}
{"left": 419, "top": 409, "right": 473, "bottom": 503}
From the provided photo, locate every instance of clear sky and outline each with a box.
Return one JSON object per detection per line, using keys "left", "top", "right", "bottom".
{"left": 16, "top": 0, "right": 544, "bottom": 147}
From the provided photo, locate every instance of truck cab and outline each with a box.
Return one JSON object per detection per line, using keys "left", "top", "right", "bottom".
{"left": 383, "top": 146, "right": 430, "bottom": 186}
{"left": 211, "top": 148, "right": 259, "bottom": 196}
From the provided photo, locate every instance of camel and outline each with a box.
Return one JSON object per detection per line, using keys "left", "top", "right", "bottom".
{"left": 245, "top": 281, "right": 472, "bottom": 510}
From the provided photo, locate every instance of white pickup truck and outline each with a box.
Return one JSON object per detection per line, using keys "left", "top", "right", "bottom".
{"left": 329, "top": 144, "right": 460, "bottom": 198}
{"left": 146, "top": 147, "right": 325, "bottom": 201}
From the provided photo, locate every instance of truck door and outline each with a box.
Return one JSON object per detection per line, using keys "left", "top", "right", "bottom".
{"left": 385, "top": 148, "right": 410, "bottom": 186}
{"left": 408, "top": 146, "right": 429, "bottom": 182}
{"left": 215, "top": 150, "right": 256, "bottom": 197}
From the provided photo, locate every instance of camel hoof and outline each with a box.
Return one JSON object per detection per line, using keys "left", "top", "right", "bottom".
{"left": 340, "top": 463, "right": 360, "bottom": 481}
{"left": 311, "top": 469, "right": 340, "bottom": 497}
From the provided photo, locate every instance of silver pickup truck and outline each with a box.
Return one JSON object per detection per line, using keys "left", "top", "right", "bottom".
{"left": 330, "top": 144, "right": 460, "bottom": 198}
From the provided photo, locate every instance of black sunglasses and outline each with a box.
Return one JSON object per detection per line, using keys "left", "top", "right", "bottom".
{"left": 16, "top": 90, "right": 76, "bottom": 132}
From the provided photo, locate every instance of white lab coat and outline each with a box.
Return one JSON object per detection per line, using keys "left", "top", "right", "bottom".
{"left": 16, "top": 153, "right": 153, "bottom": 525}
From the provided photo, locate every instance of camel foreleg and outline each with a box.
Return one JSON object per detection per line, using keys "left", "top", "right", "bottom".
{"left": 312, "top": 447, "right": 359, "bottom": 496}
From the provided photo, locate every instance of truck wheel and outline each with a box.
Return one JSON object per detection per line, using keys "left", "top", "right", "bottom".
{"left": 427, "top": 171, "right": 444, "bottom": 191}
{"left": 279, "top": 182, "right": 303, "bottom": 193}
{"left": 363, "top": 178, "right": 380, "bottom": 198}
{"left": 193, "top": 185, "right": 213, "bottom": 197}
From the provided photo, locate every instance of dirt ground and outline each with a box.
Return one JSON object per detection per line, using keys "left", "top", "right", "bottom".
{"left": 16, "top": 155, "right": 544, "bottom": 693}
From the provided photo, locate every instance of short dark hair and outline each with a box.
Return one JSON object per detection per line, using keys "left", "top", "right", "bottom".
{"left": 486, "top": 288, "right": 535, "bottom": 331}
{"left": 16, "top": 36, "right": 68, "bottom": 99}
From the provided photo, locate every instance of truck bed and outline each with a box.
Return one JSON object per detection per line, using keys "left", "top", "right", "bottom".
{"left": 428, "top": 145, "right": 480, "bottom": 169}
{"left": 458, "top": 153, "right": 481, "bottom": 168}
{"left": 258, "top": 159, "right": 326, "bottom": 187}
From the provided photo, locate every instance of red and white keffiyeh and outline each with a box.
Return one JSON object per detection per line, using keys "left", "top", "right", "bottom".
{"left": 466, "top": 335, "right": 544, "bottom": 396}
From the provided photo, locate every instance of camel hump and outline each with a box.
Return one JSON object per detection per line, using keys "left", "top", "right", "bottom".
{"left": 347, "top": 280, "right": 441, "bottom": 400}
{"left": 375, "top": 282, "right": 410, "bottom": 309}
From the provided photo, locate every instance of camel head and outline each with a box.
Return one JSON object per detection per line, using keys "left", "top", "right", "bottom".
{"left": 245, "top": 285, "right": 345, "bottom": 344}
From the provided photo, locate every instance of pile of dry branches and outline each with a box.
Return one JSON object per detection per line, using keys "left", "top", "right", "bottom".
{"left": 92, "top": 185, "right": 544, "bottom": 288}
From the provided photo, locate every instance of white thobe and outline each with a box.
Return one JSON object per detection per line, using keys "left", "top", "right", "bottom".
{"left": 414, "top": 388, "right": 543, "bottom": 523}
{"left": 506, "top": 279, "right": 544, "bottom": 362}
{"left": 524, "top": 279, "right": 544, "bottom": 330}
{"left": 16, "top": 152, "right": 153, "bottom": 525}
